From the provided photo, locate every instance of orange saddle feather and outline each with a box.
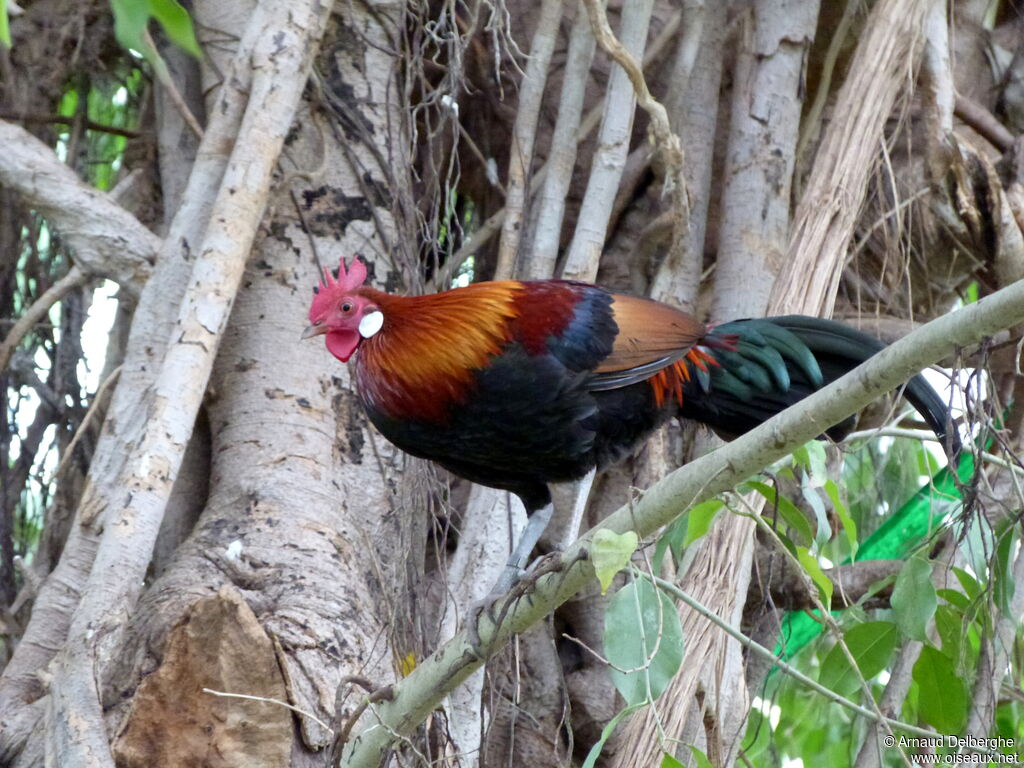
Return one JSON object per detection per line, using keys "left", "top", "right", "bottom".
{"left": 596, "top": 294, "right": 706, "bottom": 373}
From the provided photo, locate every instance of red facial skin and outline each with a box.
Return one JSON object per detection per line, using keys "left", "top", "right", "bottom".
{"left": 303, "top": 259, "right": 380, "bottom": 362}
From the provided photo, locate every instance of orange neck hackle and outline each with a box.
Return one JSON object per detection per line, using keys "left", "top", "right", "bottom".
{"left": 354, "top": 282, "right": 526, "bottom": 422}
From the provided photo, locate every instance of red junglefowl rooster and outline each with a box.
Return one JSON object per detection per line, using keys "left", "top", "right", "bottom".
{"left": 303, "top": 257, "right": 957, "bottom": 591}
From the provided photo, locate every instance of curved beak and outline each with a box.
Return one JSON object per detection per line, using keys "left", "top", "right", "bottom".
{"left": 301, "top": 323, "right": 327, "bottom": 340}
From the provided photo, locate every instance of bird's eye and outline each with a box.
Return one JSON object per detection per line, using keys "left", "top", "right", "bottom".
{"left": 341, "top": 302, "right": 353, "bottom": 313}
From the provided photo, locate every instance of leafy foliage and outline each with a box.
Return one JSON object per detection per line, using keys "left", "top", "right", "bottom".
{"left": 603, "top": 577, "right": 684, "bottom": 706}
{"left": 592, "top": 529, "right": 638, "bottom": 594}
{"left": 0, "top": 0, "right": 9, "bottom": 48}
{"left": 890, "top": 556, "right": 936, "bottom": 642}
{"left": 109, "top": 0, "right": 200, "bottom": 61}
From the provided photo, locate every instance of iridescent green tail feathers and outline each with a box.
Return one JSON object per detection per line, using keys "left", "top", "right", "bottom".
{"left": 679, "top": 315, "right": 959, "bottom": 455}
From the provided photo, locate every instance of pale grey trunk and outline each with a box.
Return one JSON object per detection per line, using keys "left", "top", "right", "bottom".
{"left": 107, "top": 3, "right": 411, "bottom": 764}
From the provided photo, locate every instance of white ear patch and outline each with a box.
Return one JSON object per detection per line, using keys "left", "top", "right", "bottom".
{"left": 359, "top": 310, "right": 384, "bottom": 338}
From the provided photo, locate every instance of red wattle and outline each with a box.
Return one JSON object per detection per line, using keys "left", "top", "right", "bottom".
{"left": 326, "top": 329, "right": 360, "bottom": 362}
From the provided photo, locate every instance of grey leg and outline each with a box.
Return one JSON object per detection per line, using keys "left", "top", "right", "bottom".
{"left": 491, "top": 501, "right": 554, "bottom": 594}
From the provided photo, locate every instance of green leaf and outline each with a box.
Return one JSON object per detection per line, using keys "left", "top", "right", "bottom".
{"left": 0, "top": 0, "right": 10, "bottom": 48}
{"left": 592, "top": 529, "right": 638, "bottom": 595}
{"left": 891, "top": 557, "right": 937, "bottom": 642}
{"left": 651, "top": 522, "right": 675, "bottom": 573}
{"left": 993, "top": 527, "right": 1017, "bottom": 613}
{"left": 936, "top": 588, "right": 969, "bottom": 611}
{"left": 818, "top": 621, "right": 898, "bottom": 697}
{"left": 795, "top": 440, "right": 828, "bottom": 487}
{"left": 966, "top": 280, "right": 979, "bottom": 303}
{"left": 687, "top": 746, "right": 714, "bottom": 768}
{"left": 913, "top": 645, "right": 967, "bottom": 732}
{"left": 934, "top": 604, "right": 964, "bottom": 661}
{"left": 796, "top": 546, "right": 833, "bottom": 607}
{"left": 792, "top": 443, "right": 809, "bottom": 469}
{"left": 952, "top": 567, "right": 981, "bottom": 600}
{"left": 746, "top": 480, "right": 813, "bottom": 545}
{"left": 109, "top": 0, "right": 201, "bottom": 61}
{"left": 800, "top": 477, "right": 830, "bottom": 548}
{"left": 149, "top": 0, "right": 201, "bottom": 56}
{"left": 683, "top": 499, "right": 723, "bottom": 547}
{"left": 660, "top": 753, "right": 685, "bottom": 768}
{"left": 825, "top": 479, "right": 857, "bottom": 558}
{"left": 604, "top": 579, "right": 684, "bottom": 706}
{"left": 581, "top": 703, "right": 643, "bottom": 768}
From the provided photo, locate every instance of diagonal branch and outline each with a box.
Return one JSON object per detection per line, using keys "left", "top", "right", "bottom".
{"left": 0, "top": 265, "right": 86, "bottom": 372}
{"left": 341, "top": 238, "right": 1024, "bottom": 766}
{"left": 0, "top": 121, "right": 158, "bottom": 298}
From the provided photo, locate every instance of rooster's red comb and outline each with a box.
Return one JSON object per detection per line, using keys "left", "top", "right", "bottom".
{"left": 309, "top": 257, "right": 368, "bottom": 321}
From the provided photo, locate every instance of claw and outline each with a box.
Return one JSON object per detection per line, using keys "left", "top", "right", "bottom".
{"left": 466, "top": 592, "right": 500, "bottom": 655}
{"left": 464, "top": 552, "right": 567, "bottom": 655}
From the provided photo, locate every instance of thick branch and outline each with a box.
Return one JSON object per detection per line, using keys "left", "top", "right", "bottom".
{"left": 528, "top": 1, "right": 598, "bottom": 278}
{"left": 0, "top": 121, "right": 157, "bottom": 298}
{"left": 341, "top": 240, "right": 1024, "bottom": 766}
{"left": 560, "top": 0, "right": 657, "bottom": 282}
{"left": 769, "top": 0, "right": 930, "bottom": 316}
{"left": 494, "top": 0, "right": 563, "bottom": 279}
{"left": 0, "top": 2, "right": 258, "bottom": 758}
{"left": 713, "top": 0, "right": 820, "bottom": 320}
{"left": 955, "top": 95, "right": 1014, "bottom": 154}
{"left": 578, "top": 0, "right": 690, "bottom": 292}
{"left": 44, "top": 2, "right": 335, "bottom": 765}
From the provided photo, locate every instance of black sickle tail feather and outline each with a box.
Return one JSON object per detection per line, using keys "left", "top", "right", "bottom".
{"left": 678, "top": 315, "right": 960, "bottom": 455}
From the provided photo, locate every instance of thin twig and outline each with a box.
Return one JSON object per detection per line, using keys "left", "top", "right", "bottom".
{"left": 647, "top": 575, "right": 1001, "bottom": 757}
{"left": 52, "top": 365, "right": 122, "bottom": 482}
{"left": 0, "top": 112, "right": 145, "bottom": 138}
{"left": 144, "top": 29, "right": 204, "bottom": 140}
{"left": 839, "top": 426, "right": 1024, "bottom": 477}
{"left": 435, "top": 9, "right": 683, "bottom": 287}
{"left": 580, "top": 0, "right": 682, "bottom": 174}
{"left": 739, "top": 498, "right": 914, "bottom": 768}
{"left": 0, "top": 265, "right": 86, "bottom": 372}
{"left": 202, "top": 687, "right": 334, "bottom": 732}
{"left": 561, "top": 0, "right": 687, "bottom": 284}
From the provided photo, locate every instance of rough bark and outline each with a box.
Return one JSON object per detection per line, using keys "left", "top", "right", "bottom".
{"left": 0, "top": 122, "right": 157, "bottom": 296}
{"left": 712, "top": 0, "right": 820, "bottom": 320}
{"left": 45, "top": 2, "right": 335, "bottom": 763}
{"left": 111, "top": 586, "right": 291, "bottom": 768}
{"left": 769, "top": 0, "right": 931, "bottom": 317}
{"left": 107, "top": 3, "right": 411, "bottom": 762}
